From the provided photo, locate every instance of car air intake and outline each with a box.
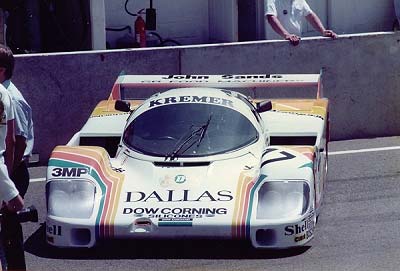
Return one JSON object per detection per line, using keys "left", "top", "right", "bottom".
{"left": 256, "top": 229, "right": 277, "bottom": 246}
{"left": 153, "top": 162, "right": 210, "bottom": 167}
{"left": 270, "top": 136, "right": 317, "bottom": 145}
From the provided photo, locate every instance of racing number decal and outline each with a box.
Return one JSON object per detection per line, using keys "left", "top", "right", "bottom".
{"left": 261, "top": 148, "right": 295, "bottom": 168}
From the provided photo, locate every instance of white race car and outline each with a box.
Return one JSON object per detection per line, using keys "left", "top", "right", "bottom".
{"left": 46, "top": 74, "right": 329, "bottom": 249}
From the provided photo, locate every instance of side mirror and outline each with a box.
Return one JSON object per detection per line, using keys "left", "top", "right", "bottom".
{"left": 256, "top": 100, "right": 272, "bottom": 113}
{"left": 115, "top": 100, "right": 131, "bottom": 112}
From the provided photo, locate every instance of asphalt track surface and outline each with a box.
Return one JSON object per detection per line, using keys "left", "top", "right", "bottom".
{"left": 19, "top": 136, "right": 400, "bottom": 271}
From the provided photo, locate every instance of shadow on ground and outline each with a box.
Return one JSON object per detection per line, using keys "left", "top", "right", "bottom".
{"left": 24, "top": 223, "right": 310, "bottom": 260}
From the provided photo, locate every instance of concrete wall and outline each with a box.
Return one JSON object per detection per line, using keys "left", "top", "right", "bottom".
{"left": 12, "top": 32, "right": 400, "bottom": 164}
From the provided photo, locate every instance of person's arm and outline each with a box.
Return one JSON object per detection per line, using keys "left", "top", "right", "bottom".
{"left": 5, "top": 119, "right": 15, "bottom": 175}
{"left": 6, "top": 194, "right": 24, "bottom": 212}
{"left": 13, "top": 135, "right": 26, "bottom": 170}
{"left": 12, "top": 99, "right": 29, "bottom": 171}
{"left": 267, "top": 15, "right": 301, "bottom": 46}
{"left": 305, "top": 12, "right": 337, "bottom": 38}
{"left": 0, "top": 163, "right": 23, "bottom": 212}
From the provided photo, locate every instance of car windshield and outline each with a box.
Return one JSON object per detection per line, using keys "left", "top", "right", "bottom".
{"left": 123, "top": 103, "right": 258, "bottom": 158}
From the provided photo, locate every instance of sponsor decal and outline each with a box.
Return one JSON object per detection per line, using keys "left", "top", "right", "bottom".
{"left": 261, "top": 148, "right": 296, "bottom": 168}
{"left": 140, "top": 74, "right": 298, "bottom": 87}
{"left": 49, "top": 146, "right": 125, "bottom": 239}
{"left": 90, "top": 112, "right": 127, "bottom": 118}
{"left": 149, "top": 95, "right": 234, "bottom": 108}
{"left": 158, "top": 218, "right": 193, "bottom": 227}
{"left": 147, "top": 75, "right": 286, "bottom": 109}
{"left": 271, "top": 109, "right": 324, "bottom": 120}
{"left": 123, "top": 207, "right": 227, "bottom": 219}
{"left": 51, "top": 167, "right": 89, "bottom": 177}
{"left": 162, "top": 75, "right": 211, "bottom": 80}
{"left": 112, "top": 167, "right": 125, "bottom": 173}
{"left": 161, "top": 74, "right": 282, "bottom": 80}
{"left": 175, "top": 175, "right": 186, "bottom": 184}
{"left": 124, "top": 190, "right": 233, "bottom": 202}
{"left": 294, "top": 233, "right": 307, "bottom": 243}
{"left": 47, "top": 224, "right": 62, "bottom": 236}
{"left": 284, "top": 213, "right": 314, "bottom": 243}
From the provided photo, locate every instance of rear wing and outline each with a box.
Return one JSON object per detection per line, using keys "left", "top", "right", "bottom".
{"left": 109, "top": 73, "right": 324, "bottom": 100}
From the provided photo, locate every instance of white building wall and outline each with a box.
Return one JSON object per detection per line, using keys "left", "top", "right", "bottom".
{"left": 104, "top": 0, "right": 396, "bottom": 47}
{"left": 329, "top": 0, "right": 395, "bottom": 34}
{"left": 303, "top": 0, "right": 327, "bottom": 36}
{"left": 209, "top": 0, "right": 238, "bottom": 43}
{"left": 264, "top": 0, "right": 396, "bottom": 39}
{"left": 105, "top": 0, "right": 210, "bottom": 48}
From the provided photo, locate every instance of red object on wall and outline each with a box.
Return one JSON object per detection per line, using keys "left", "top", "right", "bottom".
{"left": 135, "top": 15, "right": 146, "bottom": 47}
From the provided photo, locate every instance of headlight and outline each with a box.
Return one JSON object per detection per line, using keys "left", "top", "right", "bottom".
{"left": 47, "top": 180, "right": 95, "bottom": 219}
{"left": 256, "top": 181, "right": 310, "bottom": 220}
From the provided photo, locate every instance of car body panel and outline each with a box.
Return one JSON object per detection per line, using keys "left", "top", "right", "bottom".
{"left": 46, "top": 74, "right": 329, "bottom": 249}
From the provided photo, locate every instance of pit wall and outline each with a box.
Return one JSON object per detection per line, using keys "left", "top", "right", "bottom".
{"left": 13, "top": 31, "right": 400, "bottom": 164}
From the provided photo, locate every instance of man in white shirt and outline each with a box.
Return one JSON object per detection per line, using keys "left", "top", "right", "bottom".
{"left": 265, "top": 0, "right": 337, "bottom": 45}
{"left": 0, "top": 85, "right": 24, "bottom": 215}
{"left": 0, "top": 84, "right": 23, "bottom": 211}
{"left": 0, "top": 45, "right": 34, "bottom": 197}
{"left": 0, "top": 45, "right": 26, "bottom": 271}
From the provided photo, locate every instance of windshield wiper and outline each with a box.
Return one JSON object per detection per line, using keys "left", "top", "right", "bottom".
{"left": 196, "top": 114, "right": 212, "bottom": 147}
{"left": 165, "top": 115, "right": 212, "bottom": 161}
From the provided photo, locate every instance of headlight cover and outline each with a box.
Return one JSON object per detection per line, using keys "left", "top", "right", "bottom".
{"left": 48, "top": 180, "right": 96, "bottom": 219}
{"left": 256, "top": 181, "right": 310, "bottom": 220}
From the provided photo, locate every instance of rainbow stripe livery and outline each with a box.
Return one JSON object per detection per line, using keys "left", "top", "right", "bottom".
{"left": 46, "top": 74, "right": 329, "bottom": 249}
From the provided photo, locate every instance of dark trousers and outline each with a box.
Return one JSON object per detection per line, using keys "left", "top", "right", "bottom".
{"left": 1, "top": 160, "right": 30, "bottom": 270}
{"left": 11, "top": 160, "right": 30, "bottom": 198}
{"left": 2, "top": 213, "right": 25, "bottom": 270}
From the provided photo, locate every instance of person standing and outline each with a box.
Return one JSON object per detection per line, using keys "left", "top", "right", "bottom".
{"left": 0, "top": 45, "right": 30, "bottom": 270}
{"left": 0, "top": 83, "right": 24, "bottom": 271}
{"left": 0, "top": 94, "right": 23, "bottom": 211}
{"left": 265, "top": 0, "right": 337, "bottom": 46}
{"left": 0, "top": 45, "right": 34, "bottom": 197}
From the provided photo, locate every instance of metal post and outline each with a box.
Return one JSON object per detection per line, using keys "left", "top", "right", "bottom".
{"left": 89, "top": 0, "right": 106, "bottom": 50}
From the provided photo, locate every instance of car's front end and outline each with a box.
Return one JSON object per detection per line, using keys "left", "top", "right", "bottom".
{"left": 46, "top": 148, "right": 316, "bottom": 249}
{"left": 46, "top": 86, "right": 319, "bottom": 249}
{"left": 248, "top": 177, "right": 316, "bottom": 248}
{"left": 45, "top": 147, "right": 264, "bottom": 247}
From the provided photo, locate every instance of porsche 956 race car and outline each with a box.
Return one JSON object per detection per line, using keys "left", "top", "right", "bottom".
{"left": 46, "top": 73, "right": 329, "bottom": 249}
